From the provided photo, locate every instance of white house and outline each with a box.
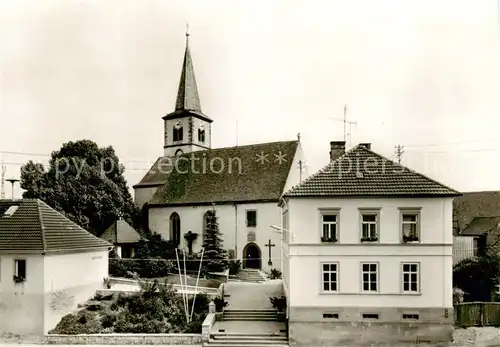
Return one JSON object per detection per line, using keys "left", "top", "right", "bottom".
{"left": 280, "top": 142, "right": 461, "bottom": 346}
{"left": 133, "top": 32, "right": 303, "bottom": 270}
{"left": 0, "top": 199, "right": 111, "bottom": 336}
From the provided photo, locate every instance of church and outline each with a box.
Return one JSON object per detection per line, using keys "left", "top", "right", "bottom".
{"left": 133, "top": 32, "right": 304, "bottom": 271}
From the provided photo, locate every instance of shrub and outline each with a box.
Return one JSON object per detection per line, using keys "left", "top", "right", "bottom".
{"left": 270, "top": 296, "right": 287, "bottom": 312}
{"left": 213, "top": 296, "right": 228, "bottom": 312}
{"left": 228, "top": 260, "right": 241, "bottom": 275}
{"left": 269, "top": 268, "right": 282, "bottom": 279}
{"left": 109, "top": 258, "right": 174, "bottom": 279}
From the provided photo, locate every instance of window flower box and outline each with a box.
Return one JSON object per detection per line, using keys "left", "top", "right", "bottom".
{"left": 403, "top": 235, "right": 419, "bottom": 243}
{"left": 361, "top": 237, "right": 378, "bottom": 242}
{"left": 321, "top": 236, "right": 337, "bottom": 243}
{"left": 13, "top": 275, "right": 25, "bottom": 284}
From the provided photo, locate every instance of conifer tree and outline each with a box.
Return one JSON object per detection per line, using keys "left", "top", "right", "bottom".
{"left": 201, "top": 210, "right": 228, "bottom": 273}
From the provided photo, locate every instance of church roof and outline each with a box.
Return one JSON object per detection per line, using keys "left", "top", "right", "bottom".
{"left": 0, "top": 199, "right": 111, "bottom": 253}
{"left": 163, "top": 33, "right": 212, "bottom": 123}
{"left": 143, "top": 140, "right": 299, "bottom": 205}
{"left": 283, "top": 144, "right": 460, "bottom": 198}
{"left": 100, "top": 219, "right": 143, "bottom": 244}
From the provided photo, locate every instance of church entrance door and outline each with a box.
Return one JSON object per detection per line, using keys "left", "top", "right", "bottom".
{"left": 243, "top": 242, "right": 261, "bottom": 269}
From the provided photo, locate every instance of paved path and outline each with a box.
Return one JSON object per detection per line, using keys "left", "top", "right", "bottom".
{"left": 224, "top": 280, "right": 283, "bottom": 310}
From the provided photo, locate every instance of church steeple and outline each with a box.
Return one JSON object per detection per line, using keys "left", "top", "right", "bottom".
{"left": 175, "top": 28, "right": 202, "bottom": 112}
{"left": 162, "top": 28, "right": 213, "bottom": 157}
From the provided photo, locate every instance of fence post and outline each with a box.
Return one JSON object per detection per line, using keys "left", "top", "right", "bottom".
{"left": 480, "top": 303, "right": 484, "bottom": 327}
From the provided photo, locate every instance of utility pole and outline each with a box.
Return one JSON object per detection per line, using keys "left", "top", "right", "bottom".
{"left": 298, "top": 160, "right": 305, "bottom": 183}
{"left": 1, "top": 161, "right": 5, "bottom": 199}
{"left": 395, "top": 145, "right": 404, "bottom": 164}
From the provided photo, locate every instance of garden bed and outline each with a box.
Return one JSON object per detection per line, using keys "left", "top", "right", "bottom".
{"left": 49, "top": 281, "right": 210, "bottom": 335}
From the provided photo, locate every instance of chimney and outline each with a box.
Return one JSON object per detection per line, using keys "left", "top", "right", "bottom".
{"left": 360, "top": 143, "right": 371, "bottom": 150}
{"left": 330, "top": 141, "right": 346, "bottom": 162}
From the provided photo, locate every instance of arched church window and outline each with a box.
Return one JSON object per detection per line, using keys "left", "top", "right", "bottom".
{"left": 198, "top": 125, "right": 205, "bottom": 142}
{"left": 175, "top": 149, "right": 184, "bottom": 156}
{"left": 173, "top": 122, "right": 183, "bottom": 142}
{"left": 170, "top": 212, "right": 181, "bottom": 247}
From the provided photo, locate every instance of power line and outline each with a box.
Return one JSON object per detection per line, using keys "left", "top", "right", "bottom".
{"left": 0, "top": 150, "right": 156, "bottom": 164}
{"left": 403, "top": 137, "right": 498, "bottom": 148}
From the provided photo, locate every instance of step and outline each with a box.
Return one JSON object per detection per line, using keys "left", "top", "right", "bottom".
{"left": 223, "top": 317, "right": 278, "bottom": 321}
{"left": 224, "top": 308, "right": 276, "bottom": 313}
{"left": 212, "top": 333, "right": 286, "bottom": 337}
{"left": 204, "top": 344, "right": 288, "bottom": 347}
{"left": 224, "top": 311, "right": 276, "bottom": 315}
{"left": 223, "top": 313, "right": 277, "bottom": 316}
{"left": 212, "top": 336, "right": 287, "bottom": 341}
{"left": 208, "top": 339, "right": 288, "bottom": 346}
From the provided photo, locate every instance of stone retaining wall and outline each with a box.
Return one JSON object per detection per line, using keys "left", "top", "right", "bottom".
{"left": 45, "top": 333, "right": 203, "bottom": 345}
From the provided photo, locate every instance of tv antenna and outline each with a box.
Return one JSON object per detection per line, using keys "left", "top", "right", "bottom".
{"left": 328, "top": 104, "right": 357, "bottom": 148}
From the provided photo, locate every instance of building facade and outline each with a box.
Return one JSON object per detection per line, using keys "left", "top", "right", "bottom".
{"left": 281, "top": 142, "right": 460, "bottom": 346}
{"left": 0, "top": 199, "right": 111, "bottom": 335}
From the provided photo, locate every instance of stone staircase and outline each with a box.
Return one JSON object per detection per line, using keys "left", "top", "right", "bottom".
{"left": 237, "top": 269, "right": 266, "bottom": 282}
{"left": 203, "top": 309, "right": 288, "bottom": 347}
{"left": 204, "top": 332, "right": 288, "bottom": 347}
{"left": 223, "top": 309, "right": 278, "bottom": 321}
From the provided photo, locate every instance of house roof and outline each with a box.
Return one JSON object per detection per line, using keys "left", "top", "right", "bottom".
{"left": 461, "top": 216, "right": 500, "bottom": 236}
{"left": 100, "top": 219, "right": 142, "bottom": 244}
{"left": 283, "top": 144, "right": 461, "bottom": 198}
{"left": 145, "top": 140, "right": 299, "bottom": 205}
{"left": 0, "top": 199, "right": 112, "bottom": 253}
{"left": 453, "top": 191, "right": 500, "bottom": 233}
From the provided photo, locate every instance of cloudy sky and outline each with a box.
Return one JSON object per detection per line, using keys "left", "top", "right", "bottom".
{"left": 0, "top": 0, "right": 499, "bottom": 198}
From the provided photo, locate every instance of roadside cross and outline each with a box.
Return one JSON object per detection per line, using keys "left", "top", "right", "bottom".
{"left": 266, "top": 239, "right": 275, "bottom": 266}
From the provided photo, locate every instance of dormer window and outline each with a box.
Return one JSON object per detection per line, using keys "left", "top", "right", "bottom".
{"left": 198, "top": 125, "right": 206, "bottom": 142}
{"left": 173, "top": 122, "right": 183, "bottom": 142}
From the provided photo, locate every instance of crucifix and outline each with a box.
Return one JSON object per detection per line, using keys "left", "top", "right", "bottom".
{"left": 266, "top": 239, "right": 275, "bottom": 266}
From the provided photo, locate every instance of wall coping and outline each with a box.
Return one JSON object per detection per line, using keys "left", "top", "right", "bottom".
{"left": 45, "top": 333, "right": 203, "bottom": 345}
{"left": 46, "top": 333, "right": 203, "bottom": 337}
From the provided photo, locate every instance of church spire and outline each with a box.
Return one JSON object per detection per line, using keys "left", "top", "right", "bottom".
{"left": 175, "top": 26, "right": 202, "bottom": 112}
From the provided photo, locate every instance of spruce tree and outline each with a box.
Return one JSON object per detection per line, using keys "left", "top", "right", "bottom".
{"left": 201, "top": 210, "right": 228, "bottom": 273}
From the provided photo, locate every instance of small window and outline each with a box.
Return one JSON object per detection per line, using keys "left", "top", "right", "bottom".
{"left": 362, "top": 313, "right": 379, "bottom": 319}
{"left": 361, "top": 263, "right": 378, "bottom": 292}
{"left": 402, "top": 314, "right": 419, "bottom": 320}
{"left": 321, "top": 214, "right": 338, "bottom": 242}
{"left": 246, "top": 210, "right": 257, "bottom": 227}
{"left": 198, "top": 128, "right": 206, "bottom": 142}
{"left": 361, "top": 213, "right": 378, "bottom": 241}
{"left": 402, "top": 263, "right": 420, "bottom": 293}
{"left": 401, "top": 211, "right": 420, "bottom": 242}
{"left": 322, "top": 263, "right": 338, "bottom": 292}
{"left": 323, "top": 313, "right": 339, "bottom": 319}
{"left": 173, "top": 122, "right": 183, "bottom": 141}
{"left": 14, "top": 259, "right": 26, "bottom": 281}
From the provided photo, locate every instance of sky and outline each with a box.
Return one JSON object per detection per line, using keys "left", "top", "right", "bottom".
{"left": 0, "top": 0, "right": 499, "bottom": 199}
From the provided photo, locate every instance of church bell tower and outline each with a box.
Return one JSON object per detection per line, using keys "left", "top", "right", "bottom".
{"left": 162, "top": 30, "right": 213, "bottom": 157}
